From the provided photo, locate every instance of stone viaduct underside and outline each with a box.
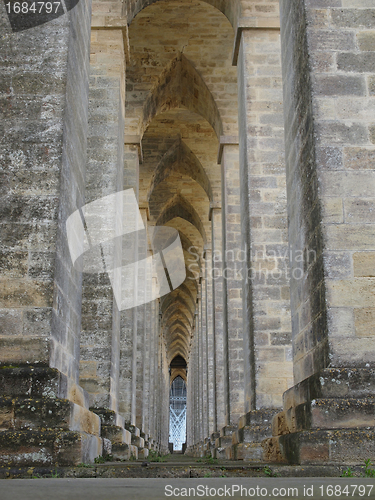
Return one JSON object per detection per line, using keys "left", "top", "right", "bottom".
{"left": 1, "top": 0, "right": 375, "bottom": 467}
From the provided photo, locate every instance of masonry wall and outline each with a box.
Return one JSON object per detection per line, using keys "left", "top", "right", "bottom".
{"left": 280, "top": 0, "right": 375, "bottom": 384}
{"left": 237, "top": 25, "right": 293, "bottom": 409}
{"left": 0, "top": 0, "right": 92, "bottom": 391}
{"left": 79, "top": 29, "right": 125, "bottom": 410}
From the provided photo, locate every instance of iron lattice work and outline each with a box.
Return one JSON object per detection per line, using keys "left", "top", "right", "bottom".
{"left": 169, "top": 376, "right": 187, "bottom": 451}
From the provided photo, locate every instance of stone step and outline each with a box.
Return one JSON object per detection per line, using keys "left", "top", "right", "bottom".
{"left": 272, "top": 398, "right": 375, "bottom": 436}
{"left": 101, "top": 425, "right": 131, "bottom": 445}
{"left": 230, "top": 442, "right": 264, "bottom": 462}
{"left": 215, "top": 435, "right": 232, "bottom": 449}
{"left": 232, "top": 424, "right": 273, "bottom": 445}
{"left": 0, "top": 462, "right": 357, "bottom": 479}
{"left": 131, "top": 434, "right": 144, "bottom": 448}
{"left": 220, "top": 425, "right": 237, "bottom": 437}
{"left": 125, "top": 424, "right": 140, "bottom": 437}
{"left": 283, "top": 368, "right": 375, "bottom": 411}
{"left": 0, "top": 396, "right": 100, "bottom": 436}
{"left": 91, "top": 408, "right": 125, "bottom": 429}
{"left": 0, "top": 429, "right": 101, "bottom": 467}
{"left": 264, "top": 428, "right": 375, "bottom": 465}
{"left": 237, "top": 409, "right": 277, "bottom": 430}
{"left": 138, "top": 448, "right": 149, "bottom": 460}
{"left": 0, "top": 366, "right": 89, "bottom": 409}
{"left": 0, "top": 366, "right": 66, "bottom": 399}
{"left": 111, "top": 443, "right": 138, "bottom": 461}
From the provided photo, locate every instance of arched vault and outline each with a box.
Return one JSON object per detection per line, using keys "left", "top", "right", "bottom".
{"left": 156, "top": 194, "right": 207, "bottom": 244}
{"left": 148, "top": 137, "right": 213, "bottom": 203}
{"left": 127, "top": 0, "right": 239, "bottom": 29}
{"left": 141, "top": 53, "right": 223, "bottom": 138}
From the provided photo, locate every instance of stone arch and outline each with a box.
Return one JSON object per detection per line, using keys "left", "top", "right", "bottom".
{"left": 162, "top": 297, "right": 194, "bottom": 326}
{"left": 156, "top": 194, "right": 207, "bottom": 244}
{"left": 163, "top": 307, "right": 192, "bottom": 330}
{"left": 169, "top": 340, "right": 189, "bottom": 359}
{"left": 168, "top": 331, "right": 190, "bottom": 357}
{"left": 141, "top": 53, "right": 223, "bottom": 139}
{"left": 127, "top": 0, "right": 239, "bottom": 29}
{"left": 168, "top": 319, "right": 191, "bottom": 340}
{"left": 161, "top": 285, "right": 196, "bottom": 314}
{"left": 148, "top": 137, "right": 213, "bottom": 203}
{"left": 170, "top": 368, "right": 187, "bottom": 384}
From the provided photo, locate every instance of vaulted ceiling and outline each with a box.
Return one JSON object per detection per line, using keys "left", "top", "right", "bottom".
{"left": 127, "top": 0, "right": 238, "bottom": 366}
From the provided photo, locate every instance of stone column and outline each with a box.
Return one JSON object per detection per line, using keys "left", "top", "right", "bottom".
{"left": 135, "top": 208, "right": 148, "bottom": 433}
{"left": 118, "top": 141, "right": 139, "bottom": 426}
{"left": 234, "top": 13, "right": 293, "bottom": 461}
{"left": 186, "top": 362, "right": 193, "bottom": 449}
{"left": 142, "top": 265, "right": 152, "bottom": 444}
{"left": 200, "top": 262, "right": 209, "bottom": 445}
{"left": 160, "top": 335, "right": 170, "bottom": 454}
{"left": 78, "top": 28, "right": 141, "bottom": 460}
{"left": 194, "top": 312, "right": 201, "bottom": 448}
{"left": 211, "top": 205, "right": 233, "bottom": 458}
{"left": 0, "top": 0, "right": 91, "bottom": 389}
{"left": 0, "top": 0, "right": 102, "bottom": 465}
{"left": 79, "top": 27, "right": 126, "bottom": 413}
{"left": 265, "top": 0, "right": 375, "bottom": 465}
{"left": 147, "top": 290, "right": 158, "bottom": 446}
{"left": 219, "top": 138, "right": 245, "bottom": 429}
{"left": 198, "top": 295, "right": 205, "bottom": 447}
{"left": 205, "top": 248, "right": 216, "bottom": 439}
{"left": 210, "top": 206, "right": 225, "bottom": 437}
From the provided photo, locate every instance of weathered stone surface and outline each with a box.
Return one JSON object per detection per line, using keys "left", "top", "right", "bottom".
{"left": 1, "top": 0, "right": 375, "bottom": 470}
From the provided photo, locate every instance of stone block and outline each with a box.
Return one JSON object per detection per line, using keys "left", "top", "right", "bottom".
{"left": 325, "top": 225, "right": 375, "bottom": 250}
{"left": 357, "top": 31, "right": 375, "bottom": 51}
{"left": 343, "top": 147, "right": 375, "bottom": 169}
{"left": 283, "top": 368, "right": 375, "bottom": 410}
{"left": 309, "top": 30, "right": 356, "bottom": 52}
{"left": 337, "top": 52, "right": 375, "bottom": 73}
{"left": 215, "top": 435, "right": 232, "bottom": 449}
{"left": 0, "top": 366, "right": 66, "bottom": 398}
{"left": 369, "top": 76, "right": 375, "bottom": 95}
{"left": 138, "top": 448, "right": 149, "bottom": 459}
{"left": 310, "top": 398, "right": 375, "bottom": 429}
{"left": 326, "top": 278, "right": 375, "bottom": 307}
{"left": 279, "top": 428, "right": 375, "bottom": 465}
{"left": 331, "top": 9, "right": 375, "bottom": 29}
{"left": 320, "top": 122, "right": 369, "bottom": 146}
{"left": 102, "top": 437, "right": 112, "bottom": 456}
{"left": 314, "top": 75, "right": 365, "bottom": 96}
{"left": 0, "top": 429, "right": 101, "bottom": 466}
{"left": 262, "top": 436, "right": 287, "bottom": 464}
{"left": 233, "top": 442, "right": 264, "bottom": 462}
{"left": 131, "top": 434, "right": 144, "bottom": 448}
{"left": 370, "top": 125, "right": 375, "bottom": 144}
{"left": 354, "top": 252, "right": 375, "bottom": 277}
{"left": 354, "top": 307, "right": 375, "bottom": 337}
{"left": 111, "top": 443, "right": 131, "bottom": 461}
{"left": 0, "top": 280, "right": 53, "bottom": 308}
